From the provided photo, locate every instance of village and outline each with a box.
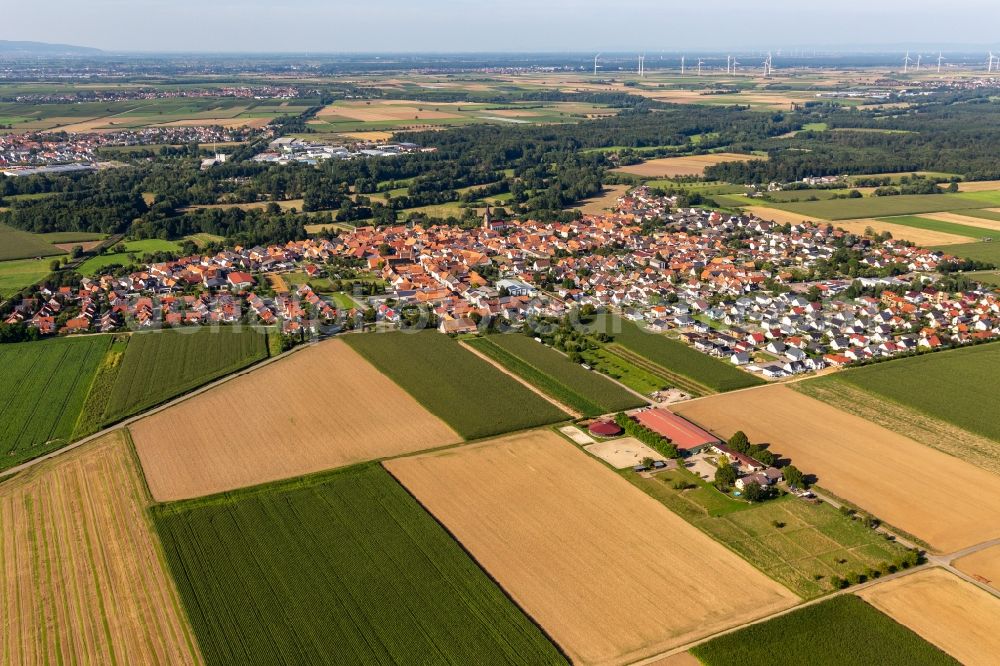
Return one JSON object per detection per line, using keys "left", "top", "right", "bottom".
{"left": 0, "top": 125, "right": 258, "bottom": 169}
{"left": 5, "top": 187, "right": 998, "bottom": 381}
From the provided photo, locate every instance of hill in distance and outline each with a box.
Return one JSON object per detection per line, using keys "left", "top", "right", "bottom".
{"left": 0, "top": 40, "right": 102, "bottom": 56}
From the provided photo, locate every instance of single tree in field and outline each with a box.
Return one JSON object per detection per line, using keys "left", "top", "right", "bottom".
{"left": 783, "top": 464, "right": 805, "bottom": 489}
{"left": 728, "top": 430, "right": 750, "bottom": 453}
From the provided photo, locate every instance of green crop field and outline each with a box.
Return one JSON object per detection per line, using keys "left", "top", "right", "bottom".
{"left": 580, "top": 347, "right": 671, "bottom": 396}
{"left": 0, "top": 257, "right": 62, "bottom": 298}
{"left": 0, "top": 222, "right": 64, "bottom": 261}
{"left": 345, "top": 330, "right": 567, "bottom": 439}
{"left": 875, "top": 215, "right": 993, "bottom": 239}
{"left": 954, "top": 208, "right": 1000, "bottom": 223}
{"left": 823, "top": 343, "right": 1000, "bottom": 442}
{"left": 630, "top": 469, "right": 909, "bottom": 598}
{"left": 37, "top": 231, "right": 107, "bottom": 244}
{"left": 588, "top": 314, "right": 764, "bottom": 393}
{"left": 0, "top": 335, "right": 110, "bottom": 472}
{"left": 78, "top": 239, "right": 184, "bottom": 275}
{"left": 769, "top": 192, "right": 1000, "bottom": 220}
{"left": 692, "top": 595, "right": 957, "bottom": 665}
{"left": 935, "top": 240, "right": 1000, "bottom": 265}
{"left": 466, "top": 334, "right": 644, "bottom": 416}
{"left": 100, "top": 327, "right": 268, "bottom": 425}
{"left": 153, "top": 464, "right": 566, "bottom": 666}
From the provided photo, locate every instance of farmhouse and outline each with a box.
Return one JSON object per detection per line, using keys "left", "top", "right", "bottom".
{"left": 633, "top": 408, "right": 720, "bottom": 454}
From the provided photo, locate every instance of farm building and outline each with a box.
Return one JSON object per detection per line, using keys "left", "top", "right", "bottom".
{"left": 588, "top": 421, "right": 624, "bottom": 438}
{"left": 633, "top": 408, "right": 720, "bottom": 454}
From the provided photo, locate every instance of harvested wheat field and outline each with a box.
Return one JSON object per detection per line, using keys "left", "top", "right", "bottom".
{"left": 956, "top": 180, "right": 1000, "bottom": 192}
{"left": 859, "top": 568, "right": 1000, "bottom": 666}
{"left": 745, "top": 205, "right": 831, "bottom": 226}
{"left": 385, "top": 430, "right": 798, "bottom": 666}
{"left": 316, "top": 101, "right": 460, "bottom": 122}
{"left": 923, "top": 211, "right": 1000, "bottom": 232}
{"left": 673, "top": 386, "right": 1000, "bottom": 553}
{"left": 954, "top": 545, "right": 1000, "bottom": 592}
{"left": 130, "top": 339, "right": 460, "bottom": 501}
{"left": 613, "top": 153, "right": 762, "bottom": 178}
{"left": 0, "top": 430, "right": 201, "bottom": 665}
{"left": 573, "top": 184, "right": 631, "bottom": 215}
{"left": 834, "top": 218, "right": 970, "bottom": 245}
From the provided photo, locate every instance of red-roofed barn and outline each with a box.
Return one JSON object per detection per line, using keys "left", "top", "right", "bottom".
{"left": 633, "top": 408, "right": 719, "bottom": 454}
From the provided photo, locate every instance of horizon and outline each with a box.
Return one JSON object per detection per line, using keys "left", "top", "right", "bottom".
{"left": 5, "top": 0, "right": 1000, "bottom": 53}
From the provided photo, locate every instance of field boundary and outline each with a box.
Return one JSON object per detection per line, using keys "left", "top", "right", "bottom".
{"left": 381, "top": 459, "right": 574, "bottom": 663}
{"left": 608, "top": 343, "right": 714, "bottom": 397}
{"left": 0, "top": 338, "right": 316, "bottom": 484}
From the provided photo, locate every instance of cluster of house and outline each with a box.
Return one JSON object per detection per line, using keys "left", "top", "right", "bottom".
{"left": 5, "top": 188, "right": 997, "bottom": 375}
{"left": 0, "top": 126, "right": 257, "bottom": 168}
{"left": 3, "top": 85, "right": 302, "bottom": 104}
{"left": 627, "top": 407, "right": 786, "bottom": 491}
{"left": 252, "top": 138, "right": 433, "bottom": 166}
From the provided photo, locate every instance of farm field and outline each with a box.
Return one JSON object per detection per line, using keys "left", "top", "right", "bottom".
{"left": 345, "top": 331, "right": 568, "bottom": 439}
{"left": 858, "top": 569, "right": 1000, "bottom": 666}
{"left": 101, "top": 327, "right": 269, "bottom": 425}
{"left": 932, "top": 239, "right": 1000, "bottom": 265}
{"left": 794, "top": 374, "right": 1000, "bottom": 475}
{"left": 571, "top": 184, "right": 631, "bottom": 215}
{"left": 873, "top": 215, "right": 995, "bottom": 239}
{"left": 673, "top": 385, "right": 1000, "bottom": 553}
{"left": 768, "top": 191, "right": 1000, "bottom": 221}
{"left": 0, "top": 97, "right": 311, "bottom": 133}
{"left": 833, "top": 218, "right": 972, "bottom": 246}
{"left": 0, "top": 256, "right": 61, "bottom": 298}
{"left": 0, "top": 430, "right": 201, "bottom": 666}
{"left": 691, "top": 594, "right": 957, "bottom": 666}
{"left": 629, "top": 471, "right": 910, "bottom": 599}
{"left": 130, "top": 339, "right": 460, "bottom": 501}
{"left": 0, "top": 222, "right": 64, "bottom": 261}
{"left": 612, "top": 153, "right": 761, "bottom": 178}
{"left": 588, "top": 314, "right": 765, "bottom": 393}
{"left": 152, "top": 464, "right": 564, "bottom": 666}
{"left": 78, "top": 239, "right": 184, "bottom": 275}
{"left": 580, "top": 346, "right": 671, "bottom": 396}
{"left": 0, "top": 336, "right": 109, "bottom": 473}
{"left": 954, "top": 545, "right": 1000, "bottom": 592}
{"left": 823, "top": 344, "right": 1000, "bottom": 442}
{"left": 385, "top": 430, "right": 798, "bottom": 666}
{"left": 466, "top": 334, "right": 645, "bottom": 416}
{"left": 923, "top": 210, "right": 1000, "bottom": 231}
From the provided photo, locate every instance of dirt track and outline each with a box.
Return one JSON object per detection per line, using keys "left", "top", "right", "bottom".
{"left": 130, "top": 339, "right": 460, "bottom": 501}
{"left": 859, "top": 568, "right": 1000, "bottom": 665}
{"left": 673, "top": 385, "right": 1000, "bottom": 553}
{"left": 0, "top": 431, "right": 201, "bottom": 665}
{"left": 386, "top": 430, "right": 798, "bottom": 666}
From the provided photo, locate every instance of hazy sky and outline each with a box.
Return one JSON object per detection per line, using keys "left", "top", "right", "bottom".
{"left": 5, "top": 0, "right": 1000, "bottom": 53}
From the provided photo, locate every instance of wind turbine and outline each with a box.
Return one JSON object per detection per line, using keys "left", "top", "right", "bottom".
{"left": 593, "top": 53, "right": 602, "bottom": 76}
{"left": 697, "top": 58, "right": 705, "bottom": 76}
{"left": 990, "top": 52, "right": 996, "bottom": 73}
{"left": 762, "top": 52, "right": 773, "bottom": 77}
{"left": 681, "top": 55, "right": 685, "bottom": 75}
{"left": 903, "top": 51, "right": 913, "bottom": 74}
{"left": 638, "top": 54, "right": 645, "bottom": 77}
{"left": 726, "top": 55, "right": 732, "bottom": 74}
{"left": 916, "top": 54, "right": 922, "bottom": 71}
{"left": 937, "top": 52, "right": 944, "bottom": 74}
{"left": 732, "top": 57, "right": 739, "bottom": 75}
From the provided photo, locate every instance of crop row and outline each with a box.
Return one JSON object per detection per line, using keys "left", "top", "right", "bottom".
{"left": 346, "top": 330, "right": 567, "bottom": 439}
{"left": 152, "top": 464, "right": 566, "bottom": 665}
{"left": 101, "top": 326, "right": 268, "bottom": 425}
{"left": 0, "top": 336, "right": 109, "bottom": 471}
